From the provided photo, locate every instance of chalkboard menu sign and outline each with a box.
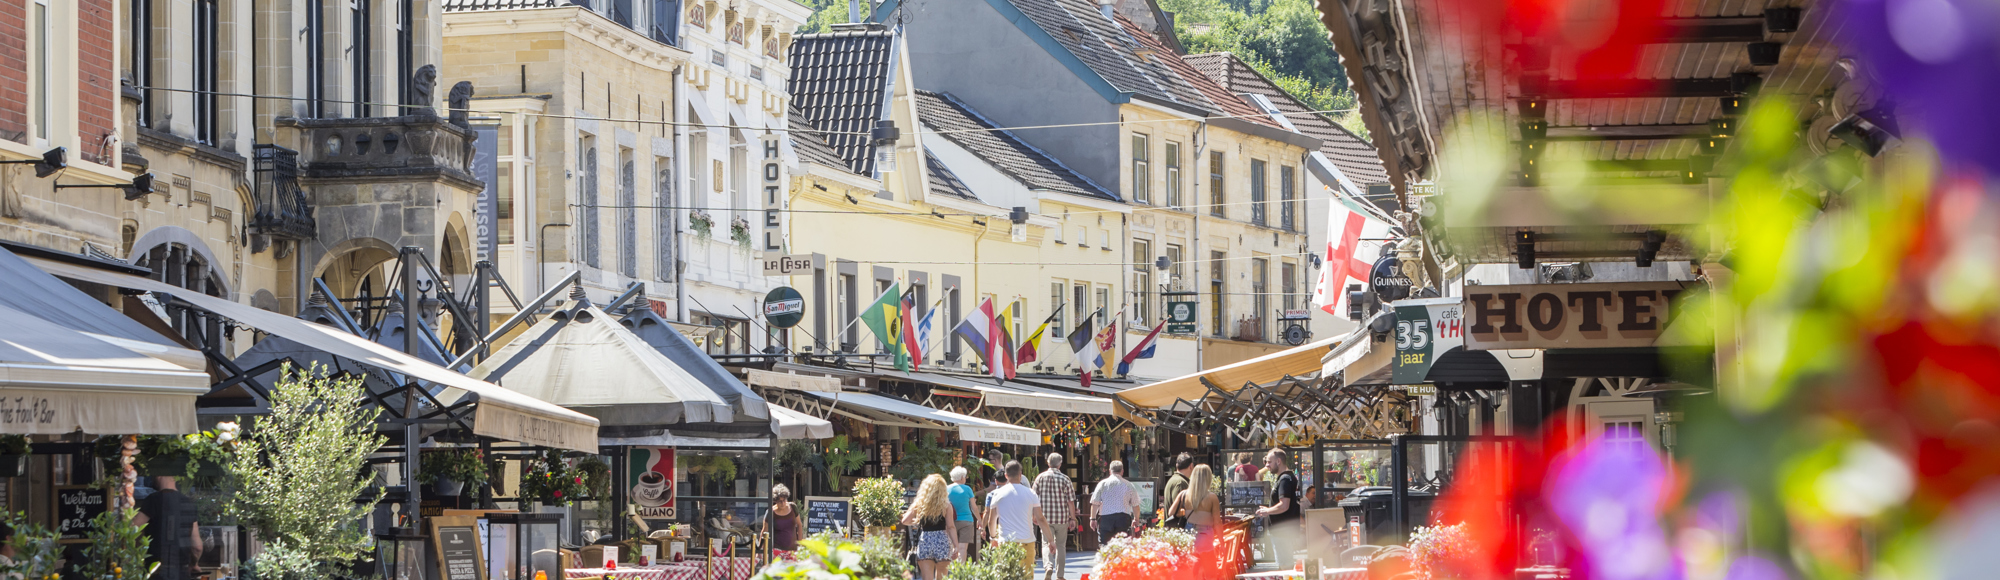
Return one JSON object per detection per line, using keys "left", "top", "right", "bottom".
{"left": 430, "top": 515, "right": 486, "bottom": 580}
{"left": 803, "top": 496, "right": 851, "bottom": 536}
{"left": 55, "top": 486, "right": 107, "bottom": 542}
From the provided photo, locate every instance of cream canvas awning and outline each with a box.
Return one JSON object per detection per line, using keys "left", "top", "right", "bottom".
{"left": 1322, "top": 324, "right": 1394, "bottom": 386}
{"left": 890, "top": 372, "right": 1115, "bottom": 415}
{"left": 0, "top": 247, "right": 209, "bottom": 435}
{"left": 1117, "top": 334, "right": 1343, "bottom": 409}
{"left": 771, "top": 405, "right": 835, "bottom": 440}
{"left": 0, "top": 301, "right": 209, "bottom": 434}
{"left": 30, "top": 258, "right": 602, "bottom": 452}
{"left": 803, "top": 391, "right": 1040, "bottom": 445}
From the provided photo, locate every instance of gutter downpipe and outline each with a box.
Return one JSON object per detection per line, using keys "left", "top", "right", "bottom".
{"left": 1193, "top": 120, "right": 1208, "bottom": 372}
{"left": 673, "top": 65, "right": 689, "bottom": 323}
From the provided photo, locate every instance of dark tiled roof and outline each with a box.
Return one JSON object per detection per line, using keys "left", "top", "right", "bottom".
{"left": 1117, "top": 17, "right": 1279, "bottom": 130}
{"left": 924, "top": 150, "right": 979, "bottom": 201}
{"left": 788, "top": 108, "right": 851, "bottom": 172}
{"left": 1183, "top": 52, "right": 1391, "bottom": 187}
{"left": 915, "top": 90, "right": 1119, "bottom": 202}
{"left": 788, "top": 29, "right": 897, "bottom": 176}
{"left": 1005, "top": 0, "right": 1213, "bottom": 112}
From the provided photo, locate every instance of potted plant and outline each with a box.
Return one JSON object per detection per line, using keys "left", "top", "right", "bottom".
{"left": 850, "top": 476, "right": 904, "bottom": 536}
{"left": 690, "top": 210, "right": 715, "bottom": 241}
{"left": 518, "top": 451, "right": 588, "bottom": 508}
{"left": 730, "top": 216, "right": 753, "bottom": 248}
{"left": 578, "top": 455, "right": 612, "bottom": 499}
{"left": 417, "top": 448, "right": 488, "bottom": 497}
{"left": 0, "top": 435, "right": 28, "bottom": 478}
{"left": 79, "top": 508, "right": 150, "bottom": 580}
{"left": 823, "top": 435, "right": 864, "bottom": 489}
{"left": 136, "top": 435, "right": 194, "bottom": 476}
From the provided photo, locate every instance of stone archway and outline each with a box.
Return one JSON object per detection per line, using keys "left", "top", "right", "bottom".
{"left": 312, "top": 237, "right": 401, "bottom": 331}
{"left": 130, "top": 229, "right": 231, "bottom": 349}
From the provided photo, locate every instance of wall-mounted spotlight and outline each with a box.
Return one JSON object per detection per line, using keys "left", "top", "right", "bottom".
{"left": 1518, "top": 98, "right": 1546, "bottom": 119}
{"left": 1009, "top": 206, "right": 1029, "bottom": 242}
{"left": 0, "top": 147, "right": 66, "bottom": 178}
{"left": 56, "top": 172, "right": 155, "bottom": 200}
{"left": 1701, "top": 137, "right": 1730, "bottom": 155}
{"left": 1730, "top": 72, "right": 1762, "bottom": 95}
{"left": 1765, "top": 7, "right": 1802, "bottom": 33}
{"left": 1709, "top": 117, "right": 1736, "bottom": 139}
{"left": 1746, "top": 42, "right": 1782, "bottom": 67}
{"left": 1719, "top": 95, "right": 1746, "bottom": 115}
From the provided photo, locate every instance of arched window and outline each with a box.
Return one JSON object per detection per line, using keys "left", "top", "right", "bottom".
{"left": 132, "top": 242, "right": 228, "bottom": 348}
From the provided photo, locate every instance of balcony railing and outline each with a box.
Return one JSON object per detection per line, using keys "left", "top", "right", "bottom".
{"left": 250, "top": 144, "right": 316, "bottom": 240}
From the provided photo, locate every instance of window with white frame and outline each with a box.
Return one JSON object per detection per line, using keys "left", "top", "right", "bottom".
{"left": 1131, "top": 133, "right": 1150, "bottom": 203}
{"left": 29, "top": 0, "right": 53, "bottom": 145}
{"left": 579, "top": 134, "right": 601, "bottom": 268}
{"left": 1165, "top": 141, "right": 1182, "bottom": 208}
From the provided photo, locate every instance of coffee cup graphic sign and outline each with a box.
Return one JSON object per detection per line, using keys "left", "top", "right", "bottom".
{"left": 627, "top": 447, "right": 678, "bottom": 517}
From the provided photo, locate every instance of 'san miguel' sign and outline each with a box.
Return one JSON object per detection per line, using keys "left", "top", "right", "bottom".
{"left": 1463, "top": 282, "right": 1691, "bottom": 350}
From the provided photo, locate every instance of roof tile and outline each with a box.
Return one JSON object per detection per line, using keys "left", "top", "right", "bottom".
{"left": 916, "top": 90, "right": 1119, "bottom": 202}
{"left": 1183, "top": 52, "right": 1391, "bottom": 189}
{"left": 787, "top": 29, "right": 898, "bottom": 176}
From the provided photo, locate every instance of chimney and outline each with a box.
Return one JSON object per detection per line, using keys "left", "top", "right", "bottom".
{"left": 849, "top": 0, "right": 860, "bottom": 23}
{"left": 1098, "top": 0, "right": 1114, "bottom": 20}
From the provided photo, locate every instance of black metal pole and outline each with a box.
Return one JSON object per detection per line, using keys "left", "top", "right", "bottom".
{"left": 1390, "top": 433, "right": 1406, "bottom": 544}
{"left": 613, "top": 446, "right": 628, "bottom": 544}
{"left": 402, "top": 247, "right": 424, "bottom": 528}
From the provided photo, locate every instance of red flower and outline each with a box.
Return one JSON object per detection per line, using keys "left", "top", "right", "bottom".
{"left": 555, "top": 490, "right": 563, "bottom": 498}
{"left": 575, "top": 476, "right": 583, "bottom": 484}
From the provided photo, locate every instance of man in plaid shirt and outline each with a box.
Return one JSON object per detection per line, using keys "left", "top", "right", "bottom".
{"left": 1032, "top": 452, "right": 1077, "bottom": 580}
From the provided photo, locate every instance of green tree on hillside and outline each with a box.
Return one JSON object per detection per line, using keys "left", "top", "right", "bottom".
{"left": 1163, "top": 0, "right": 1366, "bottom": 139}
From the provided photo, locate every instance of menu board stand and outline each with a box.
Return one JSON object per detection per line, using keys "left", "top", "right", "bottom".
{"left": 431, "top": 515, "right": 488, "bottom": 580}
{"left": 803, "top": 496, "right": 851, "bottom": 537}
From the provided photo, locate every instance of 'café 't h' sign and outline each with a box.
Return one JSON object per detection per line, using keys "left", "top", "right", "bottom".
{"left": 1463, "top": 282, "right": 1691, "bottom": 350}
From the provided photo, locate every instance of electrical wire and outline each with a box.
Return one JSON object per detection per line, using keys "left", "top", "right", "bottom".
{"left": 133, "top": 85, "right": 1369, "bottom": 139}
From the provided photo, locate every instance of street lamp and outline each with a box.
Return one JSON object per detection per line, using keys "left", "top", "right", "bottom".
{"left": 1009, "top": 207, "right": 1028, "bottom": 242}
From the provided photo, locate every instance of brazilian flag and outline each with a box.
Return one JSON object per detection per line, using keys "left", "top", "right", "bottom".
{"left": 859, "top": 282, "right": 911, "bottom": 371}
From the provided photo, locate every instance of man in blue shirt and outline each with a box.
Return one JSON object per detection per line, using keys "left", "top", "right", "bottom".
{"left": 947, "top": 466, "right": 977, "bottom": 561}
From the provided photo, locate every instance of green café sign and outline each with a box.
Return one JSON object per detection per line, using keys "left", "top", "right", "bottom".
{"left": 1392, "top": 298, "right": 1465, "bottom": 385}
{"left": 1166, "top": 296, "right": 1198, "bottom": 335}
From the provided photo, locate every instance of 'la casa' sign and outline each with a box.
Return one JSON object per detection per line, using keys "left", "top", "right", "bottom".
{"left": 1463, "top": 281, "right": 1691, "bottom": 350}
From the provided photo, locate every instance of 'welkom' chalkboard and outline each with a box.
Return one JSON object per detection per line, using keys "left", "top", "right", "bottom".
{"left": 804, "top": 496, "right": 851, "bottom": 536}
{"left": 55, "top": 486, "right": 107, "bottom": 542}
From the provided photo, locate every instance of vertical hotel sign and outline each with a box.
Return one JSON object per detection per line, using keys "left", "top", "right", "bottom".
{"left": 761, "top": 132, "right": 786, "bottom": 253}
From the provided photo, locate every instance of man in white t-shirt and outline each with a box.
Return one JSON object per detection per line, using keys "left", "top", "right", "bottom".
{"left": 982, "top": 461, "right": 1045, "bottom": 580}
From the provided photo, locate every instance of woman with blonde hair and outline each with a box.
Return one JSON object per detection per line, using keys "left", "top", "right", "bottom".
{"left": 1167, "top": 464, "right": 1222, "bottom": 550}
{"left": 900, "top": 473, "right": 955, "bottom": 580}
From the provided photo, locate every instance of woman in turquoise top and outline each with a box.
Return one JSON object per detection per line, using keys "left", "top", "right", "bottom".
{"left": 947, "top": 466, "right": 977, "bottom": 561}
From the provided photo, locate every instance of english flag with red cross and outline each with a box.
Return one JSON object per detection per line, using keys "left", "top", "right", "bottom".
{"left": 1312, "top": 195, "right": 1397, "bottom": 316}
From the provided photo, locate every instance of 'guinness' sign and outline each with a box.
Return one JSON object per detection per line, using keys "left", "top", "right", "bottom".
{"left": 1370, "top": 256, "right": 1413, "bottom": 303}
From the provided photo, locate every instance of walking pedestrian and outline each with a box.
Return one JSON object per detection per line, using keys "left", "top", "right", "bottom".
{"left": 948, "top": 467, "right": 978, "bottom": 562}
{"left": 1161, "top": 453, "right": 1194, "bottom": 529}
{"left": 1253, "top": 449, "right": 1302, "bottom": 568}
{"left": 1088, "top": 460, "right": 1141, "bottom": 545}
{"left": 135, "top": 476, "right": 202, "bottom": 580}
{"left": 768, "top": 484, "right": 804, "bottom": 556}
{"left": 1167, "top": 464, "right": 1221, "bottom": 551}
{"left": 901, "top": 474, "right": 956, "bottom": 580}
{"left": 982, "top": 461, "right": 1044, "bottom": 580}
{"left": 1031, "top": 453, "right": 1077, "bottom": 580}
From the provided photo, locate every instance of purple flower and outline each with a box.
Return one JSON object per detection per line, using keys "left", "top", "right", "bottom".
{"left": 1837, "top": 0, "right": 2000, "bottom": 175}
{"left": 1545, "top": 440, "right": 1681, "bottom": 580}
{"left": 1725, "top": 555, "right": 1788, "bottom": 580}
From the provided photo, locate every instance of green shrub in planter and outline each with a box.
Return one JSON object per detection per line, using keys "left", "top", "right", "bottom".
{"left": 416, "top": 449, "right": 489, "bottom": 496}
{"left": 0, "top": 435, "right": 29, "bottom": 478}
{"left": 851, "top": 477, "right": 906, "bottom": 529}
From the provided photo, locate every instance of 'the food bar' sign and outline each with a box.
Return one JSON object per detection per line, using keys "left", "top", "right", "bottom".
{"left": 1463, "top": 282, "right": 1691, "bottom": 350}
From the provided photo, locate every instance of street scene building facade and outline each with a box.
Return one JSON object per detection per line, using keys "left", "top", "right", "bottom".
{"left": 9, "top": 1, "right": 1988, "bottom": 580}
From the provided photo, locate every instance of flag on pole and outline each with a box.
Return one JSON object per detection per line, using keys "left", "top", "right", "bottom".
{"left": 953, "top": 298, "right": 995, "bottom": 363}
{"left": 914, "top": 305, "right": 939, "bottom": 364}
{"left": 859, "top": 282, "right": 909, "bottom": 371}
{"left": 1066, "top": 317, "right": 1098, "bottom": 388}
{"left": 1311, "top": 196, "right": 1395, "bottom": 316}
{"left": 899, "top": 290, "right": 923, "bottom": 371}
{"left": 992, "top": 302, "right": 1017, "bottom": 380}
{"left": 1092, "top": 320, "right": 1119, "bottom": 374}
{"left": 1016, "top": 309, "right": 1061, "bottom": 365}
{"left": 1116, "top": 321, "right": 1166, "bottom": 375}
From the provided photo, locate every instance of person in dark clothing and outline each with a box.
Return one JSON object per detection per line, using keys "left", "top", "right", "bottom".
{"left": 1161, "top": 453, "right": 1194, "bottom": 528}
{"left": 1254, "top": 449, "right": 1302, "bottom": 568}
{"left": 135, "top": 476, "right": 202, "bottom": 580}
